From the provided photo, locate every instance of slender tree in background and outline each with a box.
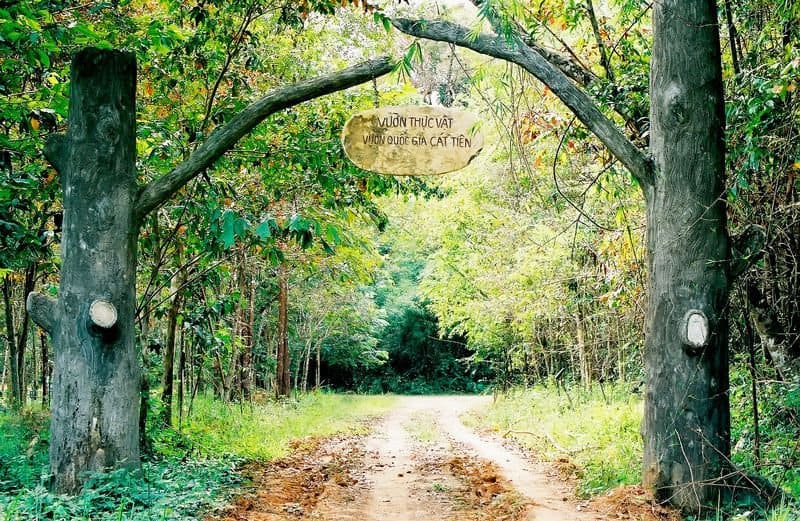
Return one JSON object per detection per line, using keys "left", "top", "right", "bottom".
{"left": 275, "top": 264, "right": 291, "bottom": 397}
{"left": 25, "top": 48, "right": 392, "bottom": 493}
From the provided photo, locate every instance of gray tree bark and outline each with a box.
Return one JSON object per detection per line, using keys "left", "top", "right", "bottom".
{"left": 27, "top": 47, "right": 393, "bottom": 494}
{"left": 642, "top": 1, "right": 730, "bottom": 510}
{"left": 35, "top": 49, "right": 140, "bottom": 494}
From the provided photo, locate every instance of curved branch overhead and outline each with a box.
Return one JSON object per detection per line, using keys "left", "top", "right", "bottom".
{"left": 390, "top": 18, "right": 653, "bottom": 189}
{"left": 134, "top": 56, "right": 395, "bottom": 221}
{"left": 467, "top": 0, "right": 597, "bottom": 86}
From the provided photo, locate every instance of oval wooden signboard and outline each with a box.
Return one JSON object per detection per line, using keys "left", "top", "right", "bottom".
{"left": 341, "top": 105, "right": 484, "bottom": 176}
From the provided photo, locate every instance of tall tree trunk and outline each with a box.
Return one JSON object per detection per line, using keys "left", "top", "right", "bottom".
{"left": 236, "top": 251, "right": 254, "bottom": 400}
{"left": 275, "top": 266, "right": 290, "bottom": 397}
{"left": 2, "top": 275, "right": 20, "bottom": 408}
{"left": 246, "top": 275, "right": 255, "bottom": 395}
{"left": 26, "top": 49, "right": 140, "bottom": 494}
{"left": 16, "top": 265, "right": 36, "bottom": 404}
{"left": 161, "top": 273, "right": 184, "bottom": 426}
{"left": 257, "top": 304, "right": 273, "bottom": 390}
{"left": 30, "top": 328, "right": 37, "bottom": 402}
{"left": 139, "top": 373, "right": 151, "bottom": 456}
{"left": 177, "top": 328, "right": 186, "bottom": 429}
{"left": 723, "top": 0, "right": 741, "bottom": 75}
{"left": 642, "top": 0, "right": 730, "bottom": 511}
{"left": 302, "top": 340, "right": 312, "bottom": 393}
{"left": 315, "top": 342, "right": 321, "bottom": 390}
{"left": 575, "top": 304, "right": 590, "bottom": 387}
{"left": 226, "top": 342, "right": 240, "bottom": 401}
{"left": 213, "top": 350, "right": 227, "bottom": 400}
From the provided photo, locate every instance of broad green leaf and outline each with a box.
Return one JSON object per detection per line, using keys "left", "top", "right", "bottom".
{"left": 221, "top": 210, "right": 236, "bottom": 248}
{"left": 255, "top": 220, "right": 273, "bottom": 239}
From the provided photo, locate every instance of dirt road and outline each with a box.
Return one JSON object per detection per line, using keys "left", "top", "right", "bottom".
{"left": 216, "top": 395, "right": 609, "bottom": 520}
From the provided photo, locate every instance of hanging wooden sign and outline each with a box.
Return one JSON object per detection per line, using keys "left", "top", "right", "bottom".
{"left": 341, "top": 105, "right": 484, "bottom": 176}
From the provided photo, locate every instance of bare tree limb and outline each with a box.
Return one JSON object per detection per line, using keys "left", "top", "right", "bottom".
{"left": 391, "top": 18, "right": 653, "bottom": 189}
{"left": 585, "top": 0, "right": 614, "bottom": 81}
{"left": 27, "top": 292, "right": 58, "bottom": 334}
{"left": 134, "top": 56, "right": 395, "bottom": 221}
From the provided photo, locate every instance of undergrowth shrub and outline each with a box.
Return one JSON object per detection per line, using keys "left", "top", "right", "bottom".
{"left": 0, "top": 459, "right": 241, "bottom": 520}
{"left": 730, "top": 360, "right": 800, "bottom": 499}
{"left": 0, "top": 392, "right": 394, "bottom": 520}
{"left": 0, "top": 407, "right": 48, "bottom": 492}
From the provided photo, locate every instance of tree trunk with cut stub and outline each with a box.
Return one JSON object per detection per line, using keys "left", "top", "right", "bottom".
{"left": 642, "top": 0, "right": 730, "bottom": 510}
{"left": 33, "top": 49, "right": 141, "bottom": 494}
{"left": 26, "top": 47, "right": 394, "bottom": 493}
{"left": 276, "top": 266, "right": 291, "bottom": 397}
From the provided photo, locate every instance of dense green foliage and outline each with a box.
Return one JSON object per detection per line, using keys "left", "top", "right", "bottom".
{"left": 345, "top": 242, "right": 493, "bottom": 393}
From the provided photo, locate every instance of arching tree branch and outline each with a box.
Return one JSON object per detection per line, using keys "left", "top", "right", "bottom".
{"left": 134, "top": 56, "right": 395, "bottom": 221}
{"left": 391, "top": 18, "right": 653, "bottom": 189}
{"left": 467, "top": 0, "right": 597, "bottom": 86}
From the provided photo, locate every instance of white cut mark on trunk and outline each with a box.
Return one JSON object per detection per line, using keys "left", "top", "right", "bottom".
{"left": 684, "top": 310, "right": 708, "bottom": 347}
{"left": 90, "top": 299, "right": 117, "bottom": 329}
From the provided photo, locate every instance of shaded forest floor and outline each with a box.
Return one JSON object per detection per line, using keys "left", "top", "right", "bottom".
{"left": 210, "top": 395, "right": 678, "bottom": 521}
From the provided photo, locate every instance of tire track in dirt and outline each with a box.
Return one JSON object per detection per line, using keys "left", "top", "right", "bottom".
{"left": 213, "top": 395, "right": 672, "bottom": 520}
{"left": 361, "top": 399, "right": 423, "bottom": 520}
{"left": 427, "top": 395, "right": 604, "bottom": 520}
{"left": 313, "top": 395, "right": 602, "bottom": 520}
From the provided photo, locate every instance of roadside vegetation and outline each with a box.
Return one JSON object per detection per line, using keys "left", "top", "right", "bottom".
{"left": 0, "top": 393, "right": 393, "bottom": 520}
{"left": 474, "top": 384, "right": 642, "bottom": 497}
{"left": 474, "top": 381, "right": 800, "bottom": 520}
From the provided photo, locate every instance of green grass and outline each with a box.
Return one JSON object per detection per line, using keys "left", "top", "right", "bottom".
{"left": 172, "top": 391, "right": 396, "bottom": 459}
{"left": 472, "top": 382, "right": 799, "bottom": 520}
{"left": 404, "top": 410, "right": 441, "bottom": 443}
{"left": 0, "top": 392, "right": 395, "bottom": 520}
{"left": 466, "top": 383, "right": 643, "bottom": 497}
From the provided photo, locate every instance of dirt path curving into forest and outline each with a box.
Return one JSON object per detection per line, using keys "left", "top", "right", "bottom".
{"left": 213, "top": 395, "right": 670, "bottom": 521}
{"left": 347, "top": 395, "right": 602, "bottom": 521}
